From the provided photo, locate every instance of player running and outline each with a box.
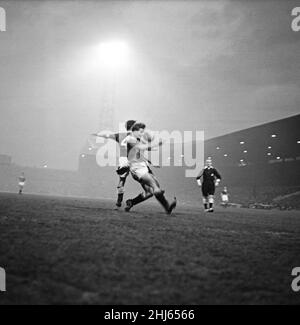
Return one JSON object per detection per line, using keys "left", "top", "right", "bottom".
{"left": 18, "top": 172, "right": 26, "bottom": 195}
{"left": 196, "top": 157, "right": 221, "bottom": 212}
{"left": 124, "top": 122, "right": 177, "bottom": 215}
{"left": 221, "top": 186, "right": 229, "bottom": 207}
{"left": 92, "top": 120, "right": 136, "bottom": 208}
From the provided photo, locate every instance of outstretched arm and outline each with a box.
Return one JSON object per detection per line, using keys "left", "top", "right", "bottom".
{"left": 91, "top": 131, "right": 117, "bottom": 141}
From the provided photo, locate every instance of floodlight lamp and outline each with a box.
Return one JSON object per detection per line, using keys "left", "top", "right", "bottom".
{"left": 96, "top": 41, "right": 129, "bottom": 69}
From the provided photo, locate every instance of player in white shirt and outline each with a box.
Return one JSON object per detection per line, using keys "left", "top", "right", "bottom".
{"left": 221, "top": 186, "right": 229, "bottom": 207}
{"left": 124, "top": 122, "right": 177, "bottom": 215}
{"left": 18, "top": 172, "right": 26, "bottom": 195}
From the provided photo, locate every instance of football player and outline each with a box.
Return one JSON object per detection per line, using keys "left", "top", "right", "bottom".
{"left": 196, "top": 157, "right": 221, "bottom": 212}
{"left": 93, "top": 120, "right": 136, "bottom": 208}
{"left": 18, "top": 172, "right": 26, "bottom": 195}
{"left": 93, "top": 120, "right": 155, "bottom": 208}
{"left": 221, "top": 186, "right": 229, "bottom": 207}
{"left": 124, "top": 122, "right": 177, "bottom": 215}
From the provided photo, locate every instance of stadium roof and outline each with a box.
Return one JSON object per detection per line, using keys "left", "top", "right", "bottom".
{"left": 204, "top": 114, "right": 300, "bottom": 167}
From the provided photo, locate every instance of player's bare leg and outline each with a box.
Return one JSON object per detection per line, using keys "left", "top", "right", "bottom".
{"left": 116, "top": 176, "right": 127, "bottom": 208}
{"left": 125, "top": 183, "right": 153, "bottom": 212}
{"left": 140, "top": 173, "right": 176, "bottom": 215}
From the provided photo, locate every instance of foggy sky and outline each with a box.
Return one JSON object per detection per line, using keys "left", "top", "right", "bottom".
{"left": 0, "top": 0, "right": 299, "bottom": 170}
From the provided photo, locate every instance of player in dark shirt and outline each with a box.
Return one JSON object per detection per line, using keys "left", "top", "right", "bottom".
{"left": 93, "top": 120, "right": 136, "bottom": 208}
{"left": 93, "top": 120, "right": 155, "bottom": 208}
{"left": 196, "top": 158, "right": 221, "bottom": 212}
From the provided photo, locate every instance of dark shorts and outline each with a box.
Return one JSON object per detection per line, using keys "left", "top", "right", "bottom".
{"left": 202, "top": 181, "right": 215, "bottom": 197}
{"left": 116, "top": 166, "right": 130, "bottom": 178}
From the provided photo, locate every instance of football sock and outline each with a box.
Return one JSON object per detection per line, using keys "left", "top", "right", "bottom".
{"left": 132, "top": 193, "right": 145, "bottom": 206}
{"left": 154, "top": 191, "right": 170, "bottom": 213}
{"left": 132, "top": 192, "right": 153, "bottom": 206}
{"left": 116, "top": 193, "right": 124, "bottom": 205}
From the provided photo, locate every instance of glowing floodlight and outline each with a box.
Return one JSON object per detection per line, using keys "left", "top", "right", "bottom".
{"left": 96, "top": 41, "right": 130, "bottom": 70}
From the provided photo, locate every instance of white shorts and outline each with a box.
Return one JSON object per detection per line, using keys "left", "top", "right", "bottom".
{"left": 116, "top": 157, "right": 130, "bottom": 177}
{"left": 130, "top": 161, "right": 149, "bottom": 180}
{"left": 221, "top": 194, "right": 228, "bottom": 202}
{"left": 19, "top": 182, "right": 25, "bottom": 187}
{"left": 118, "top": 156, "right": 129, "bottom": 168}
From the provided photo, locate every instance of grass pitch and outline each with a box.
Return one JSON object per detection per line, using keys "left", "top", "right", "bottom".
{"left": 0, "top": 192, "right": 299, "bottom": 304}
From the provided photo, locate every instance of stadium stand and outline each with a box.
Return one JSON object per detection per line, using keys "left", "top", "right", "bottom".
{"left": 201, "top": 114, "right": 300, "bottom": 209}
{"left": 1, "top": 114, "right": 299, "bottom": 209}
{"left": 77, "top": 113, "right": 300, "bottom": 208}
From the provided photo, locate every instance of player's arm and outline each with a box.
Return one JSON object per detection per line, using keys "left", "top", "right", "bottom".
{"left": 135, "top": 139, "right": 163, "bottom": 151}
{"left": 142, "top": 130, "right": 155, "bottom": 142}
{"left": 214, "top": 168, "right": 221, "bottom": 186}
{"left": 91, "top": 131, "right": 117, "bottom": 141}
{"left": 139, "top": 130, "right": 156, "bottom": 148}
{"left": 196, "top": 169, "right": 204, "bottom": 186}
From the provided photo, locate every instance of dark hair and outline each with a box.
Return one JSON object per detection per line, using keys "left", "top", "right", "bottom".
{"left": 131, "top": 122, "right": 146, "bottom": 132}
{"left": 125, "top": 120, "right": 136, "bottom": 131}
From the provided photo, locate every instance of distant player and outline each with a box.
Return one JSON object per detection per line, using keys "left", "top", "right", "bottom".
{"left": 93, "top": 120, "right": 136, "bottom": 208}
{"left": 18, "top": 172, "right": 26, "bottom": 195}
{"left": 124, "top": 122, "right": 177, "bottom": 215}
{"left": 221, "top": 186, "right": 229, "bottom": 207}
{"left": 196, "top": 158, "right": 221, "bottom": 212}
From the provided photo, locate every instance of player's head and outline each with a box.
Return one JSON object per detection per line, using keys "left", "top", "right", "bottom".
{"left": 125, "top": 120, "right": 136, "bottom": 131}
{"left": 206, "top": 157, "right": 212, "bottom": 167}
{"left": 131, "top": 122, "right": 146, "bottom": 139}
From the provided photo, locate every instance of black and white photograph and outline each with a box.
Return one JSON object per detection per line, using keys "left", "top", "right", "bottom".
{"left": 0, "top": 0, "right": 300, "bottom": 307}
